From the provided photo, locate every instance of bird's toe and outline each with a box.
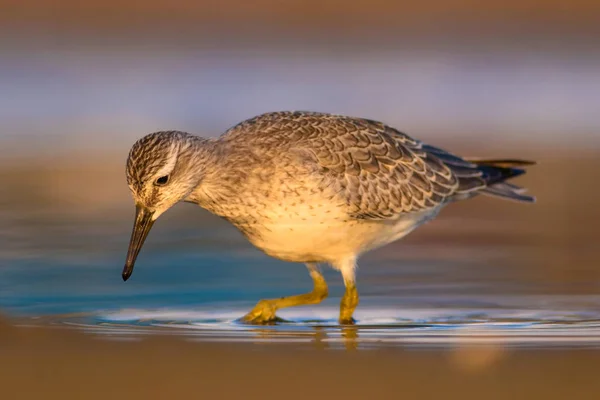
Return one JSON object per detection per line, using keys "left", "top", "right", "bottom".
{"left": 339, "top": 317, "right": 356, "bottom": 326}
{"left": 238, "top": 300, "right": 285, "bottom": 325}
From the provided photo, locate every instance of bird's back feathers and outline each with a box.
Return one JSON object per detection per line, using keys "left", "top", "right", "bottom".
{"left": 221, "top": 111, "right": 536, "bottom": 217}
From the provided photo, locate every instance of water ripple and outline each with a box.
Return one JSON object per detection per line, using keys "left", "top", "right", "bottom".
{"left": 24, "top": 306, "right": 600, "bottom": 349}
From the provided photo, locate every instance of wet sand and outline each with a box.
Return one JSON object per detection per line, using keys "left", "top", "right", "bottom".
{"left": 2, "top": 317, "right": 600, "bottom": 400}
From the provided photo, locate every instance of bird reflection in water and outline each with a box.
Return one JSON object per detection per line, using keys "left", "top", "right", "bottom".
{"left": 247, "top": 324, "right": 359, "bottom": 350}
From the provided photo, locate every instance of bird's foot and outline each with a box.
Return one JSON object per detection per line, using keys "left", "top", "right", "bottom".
{"left": 339, "top": 317, "right": 356, "bottom": 326}
{"left": 238, "top": 300, "right": 286, "bottom": 325}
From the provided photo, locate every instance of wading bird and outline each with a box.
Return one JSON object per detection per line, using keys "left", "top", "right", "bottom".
{"left": 123, "top": 111, "right": 534, "bottom": 324}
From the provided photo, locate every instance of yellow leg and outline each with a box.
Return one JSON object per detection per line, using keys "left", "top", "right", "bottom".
{"left": 339, "top": 284, "right": 359, "bottom": 325}
{"left": 337, "top": 257, "right": 359, "bottom": 325}
{"left": 240, "top": 263, "right": 328, "bottom": 324}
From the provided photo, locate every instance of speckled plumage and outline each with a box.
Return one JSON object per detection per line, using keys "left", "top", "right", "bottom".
{"left": 124, "top": 111, "right": 535, "bottom": 323}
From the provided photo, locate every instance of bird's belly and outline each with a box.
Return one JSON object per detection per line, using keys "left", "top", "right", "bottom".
{"left": 243, "top": 208, "right": 440, "bottom": 264}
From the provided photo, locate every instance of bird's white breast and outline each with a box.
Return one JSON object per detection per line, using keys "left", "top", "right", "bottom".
{"left": 244, "top": 201, "right": 441, "bottom": 265}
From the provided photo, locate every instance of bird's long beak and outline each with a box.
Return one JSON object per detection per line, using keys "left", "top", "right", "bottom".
{"left": 122, "top": 205, "right": 155, "bottom": 281}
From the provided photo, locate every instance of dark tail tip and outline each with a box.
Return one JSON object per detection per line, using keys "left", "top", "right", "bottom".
{"left": 466, "top": 158, "right": 537, "bottom": 168}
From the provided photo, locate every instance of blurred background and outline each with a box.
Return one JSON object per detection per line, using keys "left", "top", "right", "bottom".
{"left": 1, "top": 0, "right": 599, "bottom": 318}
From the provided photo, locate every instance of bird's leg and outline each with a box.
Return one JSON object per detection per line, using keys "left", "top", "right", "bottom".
{"left": 338, "top": 258, "right": 359, "bottom": 325}
{"left": 240, "top": 263, "right": 328, "bottom": 324}
{"left": 339, "top": 284, "right": 359, "bottom": 325}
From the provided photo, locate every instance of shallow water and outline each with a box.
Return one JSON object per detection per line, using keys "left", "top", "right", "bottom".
{"left": 17, "top": 298, "right": 600, "bottom": 349}
{"left": 5, "top": 223, "right": 600, "bottom": 350}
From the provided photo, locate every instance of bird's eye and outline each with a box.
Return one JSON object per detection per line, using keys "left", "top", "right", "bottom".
{"left": 155, "top": 175, "right": 169, "bottom": 186}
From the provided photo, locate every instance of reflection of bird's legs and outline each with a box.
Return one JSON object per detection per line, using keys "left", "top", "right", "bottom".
{"left": 338, "top": 257, "right": 359, "bottom": 325}
{"left": 312, "top": 326, "right": 329, "bottom": 350}
{"left": 240, "top": 263, "right": 328, "bottom": 324}
{"left": 342, "top": 326, "right": 359, "bottom": 351}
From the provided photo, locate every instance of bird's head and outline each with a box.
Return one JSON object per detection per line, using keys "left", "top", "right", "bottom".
{"left": 122, "top": 131, "right": 201, "bottom": 281}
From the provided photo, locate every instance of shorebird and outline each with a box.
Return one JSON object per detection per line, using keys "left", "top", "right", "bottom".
{"left": 123, "top": 111, "right": 535, "bottom": 324}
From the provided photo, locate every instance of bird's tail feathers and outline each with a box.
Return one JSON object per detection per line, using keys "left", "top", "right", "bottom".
{"left": 459, "top": 158, "right": 536, "bottom": 203}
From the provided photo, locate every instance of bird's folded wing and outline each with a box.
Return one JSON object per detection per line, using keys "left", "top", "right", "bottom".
{"left": 222, "top": 111, "right": 468, "bottom": 219}
{"left": 298, "top": 118, "right": 462, "bottom": 220}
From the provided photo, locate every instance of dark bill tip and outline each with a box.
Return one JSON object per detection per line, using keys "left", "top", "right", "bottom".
{"left": 122, "top": 267, "right": 133, "bottom": 281}
{"left": 122, "top": 205, "right": 155, "bottom": 282}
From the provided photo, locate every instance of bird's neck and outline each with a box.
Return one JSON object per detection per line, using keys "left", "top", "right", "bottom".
{"left": 183, "top": 136, "right": 232, "bottom": 213}
{"left": 187, "top": 135, "right": 219, "bottom": 171}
